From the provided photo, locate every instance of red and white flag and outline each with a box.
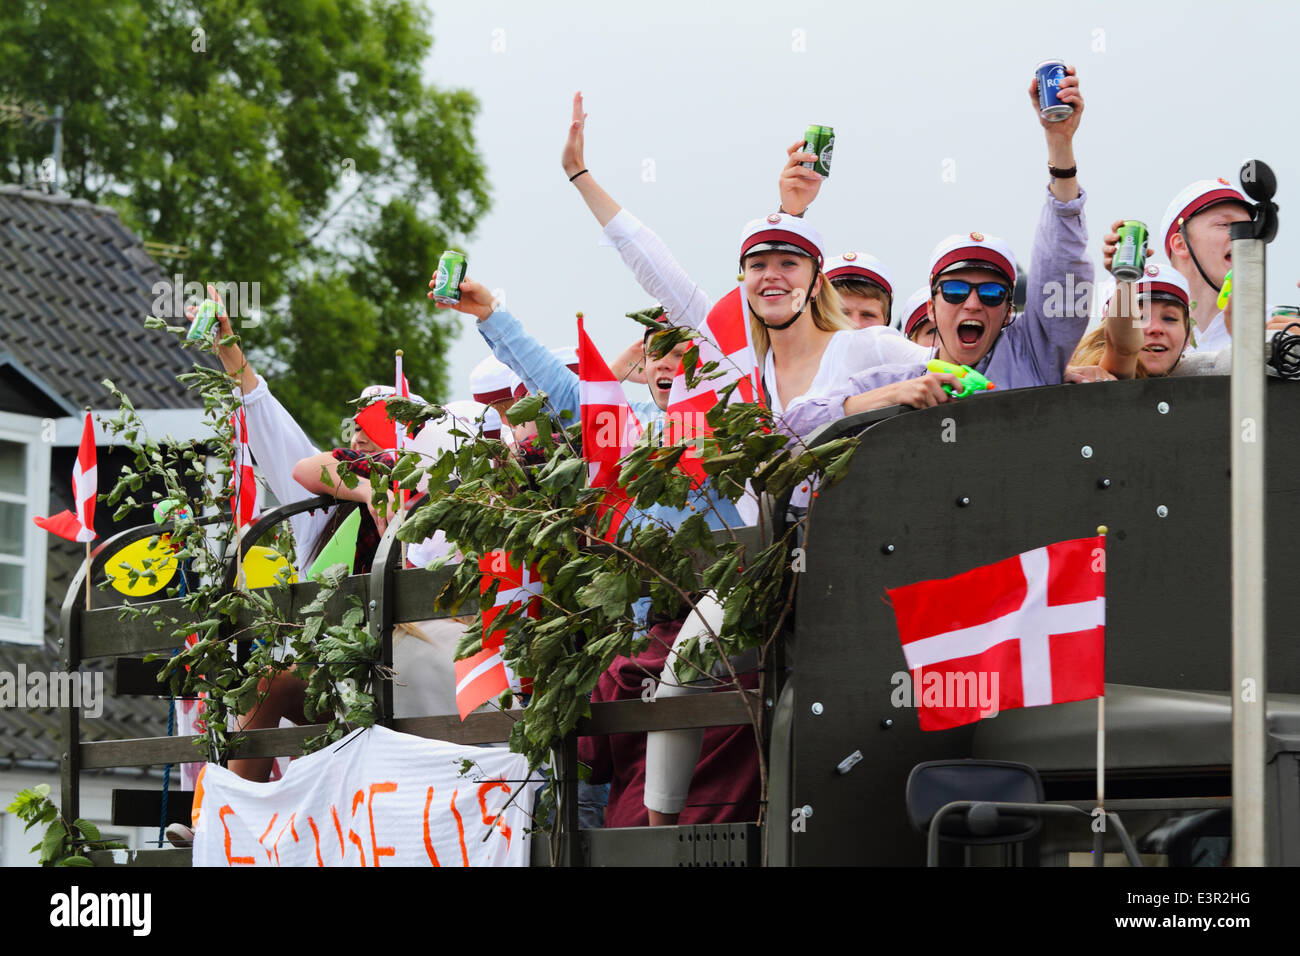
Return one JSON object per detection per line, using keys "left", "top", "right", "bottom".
{"left": 230, "top": 407, "right": 258, "bottom": 528}
{"left": 887, "top": 536, "right": 1106, "bottom": 731}
{"left": 665, "top": 287, "right": 763, "bottom": 484}
{"left": 578, "top": 316, "right": 642, "bottom": 541}
{"left": 454, "top": 551, "right": 542, "bottom": 719}
{"left": 33, "top": 412, "right": 97, "bottom": 542}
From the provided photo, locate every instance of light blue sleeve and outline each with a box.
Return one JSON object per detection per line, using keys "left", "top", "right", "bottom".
{"left": 476, "top": 307, "right": 581, "bottom": 419}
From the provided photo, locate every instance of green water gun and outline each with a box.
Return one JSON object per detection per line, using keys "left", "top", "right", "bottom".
{"left": 1217, "top": 270, "right": 1232, "bottom": 311}
{"left": 926, "top": 359, "right": 996, "bottom": 399}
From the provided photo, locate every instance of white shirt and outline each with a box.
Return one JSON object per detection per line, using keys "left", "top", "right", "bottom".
{"left": 767, "top": 327, "right": 930, "bottom": 415}
{"left": 1186, "top": 311, "right": 1231, "bottom": 354}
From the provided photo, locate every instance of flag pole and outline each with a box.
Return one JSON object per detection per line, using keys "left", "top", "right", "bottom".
{"left": 1095, "top": 524, "right": 1107, "bottom": 867}
{"left": 394, "top": 349, "right": 407, "bottom": 569}
{"left": 84, "top": 408, "right": 93, "bottom": 612}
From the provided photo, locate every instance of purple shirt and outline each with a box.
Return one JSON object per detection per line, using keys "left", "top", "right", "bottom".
{"left": 784, "top": 186, "right": 1092, "bottom": 436}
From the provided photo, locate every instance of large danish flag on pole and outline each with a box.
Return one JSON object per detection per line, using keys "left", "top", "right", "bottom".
{"left": 454, "top": 551, "right": 542, "bottom": 719}
{"left": 33, "top": 412, "right": 97, "bottom": 542}
{"left": 577, "top": 316, "right": 642, "bottom": 541}
{"left": 887, "top": 536, "right": 1106, "bottom": 731}
{"left": 665, "top": 287, "right": 763, "bottom": 484}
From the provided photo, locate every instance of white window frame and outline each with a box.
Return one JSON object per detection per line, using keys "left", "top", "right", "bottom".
{"left": 0, "top": 411, "right": 52, "bottom": 645}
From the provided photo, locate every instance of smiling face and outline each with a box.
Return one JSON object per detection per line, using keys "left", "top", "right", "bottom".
{"left": 743, "top": 251, "right": 822, "bottom": 329}
{"left": 929, "top": 267, "right": 1013, "bottom": 366}
{"left": 1176, "top": 203, "right": 1252, "bottom": 288}
{"left": 1137, "top": 298, "right": 1190, "bottom": 375}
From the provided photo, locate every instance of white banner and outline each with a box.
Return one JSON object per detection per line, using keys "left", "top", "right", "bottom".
{"left": 191, "top": 727, "right": 541, "bottom": 867}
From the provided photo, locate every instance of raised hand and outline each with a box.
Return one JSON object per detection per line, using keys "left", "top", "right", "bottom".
{"left": 1029, "top": 64, "right": 1084, "bottom": 140}
{"left": 778, "top": 139, "right": 823, "bottom": 217}
{"left": 429, "top": 275, "right": 497, "bottom": 321}
{"left": 562, "top": 91, "right": 588, "bottom": 179}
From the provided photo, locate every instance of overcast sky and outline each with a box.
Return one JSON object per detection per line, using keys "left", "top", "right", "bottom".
{"left": 421, "top": 0, "right": 1298, "bottom": 401}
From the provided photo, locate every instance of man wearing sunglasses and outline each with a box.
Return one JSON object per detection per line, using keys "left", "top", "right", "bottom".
{"left": 779, "top": 66, "right": 1092, "bottom": 431}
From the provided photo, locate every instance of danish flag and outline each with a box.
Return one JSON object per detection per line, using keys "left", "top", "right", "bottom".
{"left": 887, "top": 536, "right": 1106, "bottom": 731}
{"left": 33, "top": 412, "right": 97, "bottom": 542}
{"left": 230, "top": 407, "right": 258, "bottom": 528}
{"left": 665, "top": 287, "right": 763, "bottom": 484}
{"left": 578, "top": 316, "right": 642, "bottom": 541}
{"left": 454, "top": 551, "right": 541, "bottom": 719}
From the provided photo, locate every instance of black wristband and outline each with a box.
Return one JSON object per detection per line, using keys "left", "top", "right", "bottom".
{"left": 569, "top": 168, "right": 589, "bottom": 183}
{"left": 1048, "top": 164, "right": 1077, "bottom": 179}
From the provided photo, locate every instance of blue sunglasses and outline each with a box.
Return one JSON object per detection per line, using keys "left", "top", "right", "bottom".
{"left": 936, "top": 279, "right": 1011, "bottom": 307}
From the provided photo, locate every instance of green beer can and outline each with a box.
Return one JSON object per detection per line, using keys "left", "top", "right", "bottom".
{"left": 185, "top": 298, "right": 224, "bottom": 342}
{"left": 432, "top": 250, "right": 468, "bottom": 305}
{"left": 1111, "top": 220, "right": 1149, "bottom": 281}
{"left": 801, "top": 125, "right": 834, "bottom": 178}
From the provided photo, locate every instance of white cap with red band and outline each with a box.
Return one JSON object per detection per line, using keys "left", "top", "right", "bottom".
{"left": 928, "top": 231, "right": 1017, "bottom": 288}
{"left": 894, "top": 285, "right": 933, "bottom": 337}
{"left": 1136, "top": 261, "right": 1191, "bottom": 308}
{"left": 824, "top": 251, "right": 893, "bottom": 295}
{"left": 739, "top": 213, "right": 826, "bottom": 266}
{"left": 1159, "top": 178, "right": 1249, "bottom": 257}
{"left": 551, "top": 346, "right": 580, "bottom": 375}
{"left": 470, "top": 355, "right": 520, "bottom": 406}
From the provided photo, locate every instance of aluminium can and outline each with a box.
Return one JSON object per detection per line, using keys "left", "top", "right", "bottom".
{"left": 801, "top": 125, "right": 834, "bottom": 177}
{"left": 1035, "top": 59, "right": 1072, "bottom": 123}
{"left": 432, "top": 250, "right": 467, "bottom": 305}
{"left": 185, "top": 299, "right": 223, "bottom": 342}
{"left": 1112, "top": 221, "right": 1150, "bottom": 281}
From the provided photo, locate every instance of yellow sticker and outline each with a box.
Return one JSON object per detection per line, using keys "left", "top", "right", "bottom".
{"left": 106, "top": 536, "right": 179, "bottom": 596}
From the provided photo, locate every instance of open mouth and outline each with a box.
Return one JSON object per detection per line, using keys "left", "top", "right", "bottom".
{"left": 1143, "top": 344, "right": 1168, "bottom": 354}
{"left": 655, "top": 377, "right": 673, "bottom": 392}
{"left": 957, "top": 319, "right": 985, "bottom": 346}
{"left": 760, "top": 288, "right": 788, "bottom": 300}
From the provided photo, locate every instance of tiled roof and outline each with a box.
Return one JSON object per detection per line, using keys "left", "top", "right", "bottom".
{"left": 0, "top": 185, "right": 215, "bottom": 411}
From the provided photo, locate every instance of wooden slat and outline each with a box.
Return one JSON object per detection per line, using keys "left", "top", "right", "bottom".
{"left": 87, "top": 848, "right": 192, "bottom": 867}
{"left": 578, "top": 691, "right": 758, "bottom": 735}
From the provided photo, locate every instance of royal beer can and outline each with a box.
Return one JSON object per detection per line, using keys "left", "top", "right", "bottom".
{"left": 1035, "top": 59, "right": 1072, "bottom": 123}
{"left": 1111, "top": 221, "right": 1149, "bottom": 281}
{"left": 801, "top": 125, "right": 834, "bottom": 177}
{"left": 185, "top": 299, "right": 223, "bottom": 342}
{"left": 432, "top": 250, "right": 467, "bottom": 305}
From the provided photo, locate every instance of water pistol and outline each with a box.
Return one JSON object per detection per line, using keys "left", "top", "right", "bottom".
{"left": 926, "top": 359, "right": 996, "bottom": 399}
{"left": 1217, "top": 270, "right": 1232, "bottom": 311}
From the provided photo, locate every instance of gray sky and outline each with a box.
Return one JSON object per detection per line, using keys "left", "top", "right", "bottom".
{"left": 422, "top": 0, "right": 1298, "bottom": 400}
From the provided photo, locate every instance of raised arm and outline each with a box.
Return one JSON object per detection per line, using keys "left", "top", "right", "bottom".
{"left": 562, "top": 92, "right": 712, "bottom": 330}
{"left": 435, "top": 277, "right": 582, "bottom": 419}
{"left": 1003, "top": 65, "right": 1091, "bottom": 386}
{"left": 1094, "top": 221, "right": 1144, "bottom": 379}
{"left": 562, "top": 92, "right": 621, "bottom": 227}
{"left": 777, "top": 139, "right": 824, "bottom": 217}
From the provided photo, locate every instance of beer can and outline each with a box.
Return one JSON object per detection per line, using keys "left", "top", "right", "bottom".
{"left": 800, "top": 124, "right": 834, "bottom": 178}
{"left": 186, "top": 299, "right": 223, "bottom": 342}
{"left": 432, "top": 250, "right": 467, "bottom": 305}
{"left": 1035, "top": 59, "right": 1072, "bottom": 123}
{"left": 1111, "top": 221, "right": 1149, "bottom": 281}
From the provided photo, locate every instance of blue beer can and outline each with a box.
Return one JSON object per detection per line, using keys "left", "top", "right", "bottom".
{"left": 1035, "top": 59, "right": 1072, "bottom": 123}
